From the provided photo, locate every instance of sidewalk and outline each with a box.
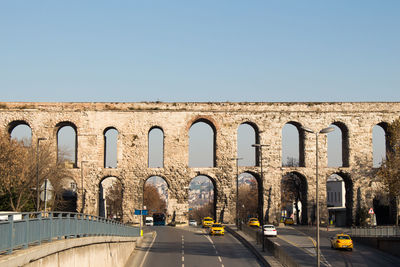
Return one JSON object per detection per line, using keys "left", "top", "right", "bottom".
{"left": 226, "top": 225, "right": 283, "bottom": 267}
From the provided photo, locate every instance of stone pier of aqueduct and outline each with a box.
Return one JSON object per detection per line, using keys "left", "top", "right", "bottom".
{"left": 1, "top": 102, "right": 399, "bottom": 225}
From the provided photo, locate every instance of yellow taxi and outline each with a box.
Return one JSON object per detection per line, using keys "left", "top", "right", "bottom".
{"left": 248, "top": 218, "right": 260, "bottom": 227}
{"left": 209, "top": 223, "right": 225, "bottom": 235}
{"left": 330, "top": 234, "right": 353, "bottom": 251}
{"left": 202, "top": 217, "right": 214, "bottom": 228}
{"left": 284, "top": 217, "right": 294, "bottom": 225}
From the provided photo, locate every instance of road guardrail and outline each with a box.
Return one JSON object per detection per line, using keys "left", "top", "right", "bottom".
{"left": 351, "top": 226, "right": 400, "bottom": 237}
{"left": 0, "top": 211, "right": 140, "bottom": 255}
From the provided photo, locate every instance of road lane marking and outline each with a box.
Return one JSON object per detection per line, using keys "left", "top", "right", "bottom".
{"left": 278, "top": 234, "right": 331, "bottom": 267}
{"left": 181, "top": 235, "right": 185, "bottom": 264}
{"left": 205, "top": 234, "right": 225, "bottom": 266}
{"left": 139, "top": 231, "right": 157, "bottom": 267}
{"left": 283, "top": 226, "right": 333, "bottom": 267}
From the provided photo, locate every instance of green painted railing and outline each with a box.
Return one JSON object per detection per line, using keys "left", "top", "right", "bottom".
{"left": 0, "top": 212, "right": 140, "bottom": 254}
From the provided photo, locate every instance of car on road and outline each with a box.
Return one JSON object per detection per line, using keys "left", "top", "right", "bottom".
{"left": 189, "top": 219, "right": 197, "bottom": 226}
{"left": 202, "top": 217, "right": 214, "bottom": 228}
{"left": 330, "top": 234, "right": 353, "bottom": 251}
{"left": 248, "top": 218, "right": 260, "bottom": 227}
{"left": 284, "top": 217, "right": 294, "bottom": 225}
{"left": 145, "top": 216, "right": 154, "bottom": 226}
{"left": 209, "top": 223, "right": 225, "bottom": 235}
{"left": 263, "top": 224, "right": 277, "bottom": 237}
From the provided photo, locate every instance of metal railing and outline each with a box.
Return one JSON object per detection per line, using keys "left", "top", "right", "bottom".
{"left": 0, "top": 212, "right": 140, "bottom": 255}
{"left": 351, "top": 226, "right": 400, "bottom": 237}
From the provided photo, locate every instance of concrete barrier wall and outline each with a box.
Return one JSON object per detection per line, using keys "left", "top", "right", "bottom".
{"left": 0, "top": 236, "right": 140, "bottom": 267}
{"left": 353, "top": 237, "right": 400, "bottom": 258}
{"left": 241, "top": 225, "right": 299, "bottom": 267}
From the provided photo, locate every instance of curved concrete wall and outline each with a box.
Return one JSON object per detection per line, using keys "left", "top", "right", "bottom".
{"left": 0, "top": 236, "right": 139, "bottom": 267}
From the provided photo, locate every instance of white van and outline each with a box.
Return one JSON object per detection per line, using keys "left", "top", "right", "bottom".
{"left": 0, "top": 212, "right": 22, "bottom": 221}
{"left": 145, "top": 216, "right": 154, "bottom": 226}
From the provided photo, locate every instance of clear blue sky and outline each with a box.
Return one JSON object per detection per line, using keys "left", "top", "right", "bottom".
{"left": 1, "top": 1, "right": 399, "bottom": 102}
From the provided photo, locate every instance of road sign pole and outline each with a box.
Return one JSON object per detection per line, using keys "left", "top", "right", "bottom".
{"left": 44, "top": 179, "right": 48, "bottom": 212}
{"left": 140, "top": 209, "right": 143, "bottom": 236}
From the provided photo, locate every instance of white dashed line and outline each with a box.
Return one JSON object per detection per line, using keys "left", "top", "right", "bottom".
{"left": 205, "top": 233, "right": 224, "bottom": 267}
{"left": 182, "top": 235, "right": 185, "bottom": 265}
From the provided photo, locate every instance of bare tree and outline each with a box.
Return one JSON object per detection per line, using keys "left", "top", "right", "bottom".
{"left": 143, "top": 183, "right": 166, "bottom": 215}
{"left": 105, "top": 180, "right": 123, "bottom": 220}
{"left": 283, "top": 156, "right": 299, "bottom": 167}
{"left": 0, "top": 131, "right": 73, "bottom": 212}
{"left": 282, "top": 172, "right": 307, "bottom": 224}
{"left": 238, "top": 181, "right": 258, "bottom": 221}
{"left": 189, "top": 202, "right": 214, "bottom": 222}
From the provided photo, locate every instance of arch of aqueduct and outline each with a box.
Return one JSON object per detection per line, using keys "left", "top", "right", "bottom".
{"left": 1, "top": 102, "right": 399, "bottom": 225}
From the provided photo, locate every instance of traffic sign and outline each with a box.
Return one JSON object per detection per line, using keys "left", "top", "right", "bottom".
{"left": 368, "top": 208, "right": 374, "bottom": 214}
{"left": 134, "top": 209, "right": 148, "bottom": 215}
{"left": 40, "top": 179, "right": 53, "bottom": 201}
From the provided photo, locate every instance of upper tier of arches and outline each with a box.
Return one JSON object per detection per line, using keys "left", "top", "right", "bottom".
{"left": 5, "top": 116, "right": 390, "bottom": 169}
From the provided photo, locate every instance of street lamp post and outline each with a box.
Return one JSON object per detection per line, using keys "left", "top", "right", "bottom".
{"left": 302, "top": 126, "right": 335, "bottom": 267}
{"left": 81, "top": 160, "right": 88, "bottom": 214}
{"left": 36, "top": 137, "right": 47, "bottom": 212}
{"left": 252, "top": 143, "right": 269, "bottom": 252}
{"left": 231, "top": 157, "right": 243, "bottom": 229}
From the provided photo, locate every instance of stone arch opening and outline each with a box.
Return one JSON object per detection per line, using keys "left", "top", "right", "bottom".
{"left": 373, "top": 122, "right": 388, "bottom": 168}
{"left": 148, "top": 127, "right": 164, "bottom": 168}
{"left": 237, "top": 122, "right": 259, "bottom": 166}
{"left": 56, "top": 122, "right": 77, "bottom": 167}
{"left": 327, "top": 172, "right": 353, "bottom": 226}
{"left": 143, "top": 176, "right": 168, "bottom": 219}
{"left": 8, "top": 120, "right": 32, "bottom": 146}
{"left": 104, "top": 127, "right": 118, "bottom": 168}
{"left": 99, "top": 176, "right": 123, "bottom": 220}
{"left": 328, "top": 122, "right": 349, "bottom": 167}
{"left": 282, "top": 122, "right": 305, "bottom": 167}
{"left": 238, "top": 172, "right": 263, "bottom": 223}
{"left": 55, "top": 177, "right": 78, "bottom": 212}
{"left": 372, "top": 191, "right": 396, "bottom": 226}
{"left": 281, "top": 171, "right": 308, "bottom": 224}
{"left": 189, "top": 119, "right": 216, "bottom": 167}
{"left": 188, "top": 175, "right": 217, "bottom": 222}
{"left": 372, "top": 194, "right": 389, "bottom": 226}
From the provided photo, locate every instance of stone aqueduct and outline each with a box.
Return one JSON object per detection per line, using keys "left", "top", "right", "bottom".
{"left": 1, "top": 102, "right": 399, "bottom": 225}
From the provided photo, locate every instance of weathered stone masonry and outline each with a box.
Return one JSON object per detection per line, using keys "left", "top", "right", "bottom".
{"left": 1, "top": 102, "right": 399, "bottom": 225}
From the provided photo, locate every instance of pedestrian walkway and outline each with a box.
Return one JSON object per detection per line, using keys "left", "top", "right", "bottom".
{"left": 226, "top": 225, "right": 283, "bottom": 267}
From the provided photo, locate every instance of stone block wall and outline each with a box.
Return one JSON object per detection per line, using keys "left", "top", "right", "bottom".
{"left": 1, "top": 102, "right": 399, "bottom": 225}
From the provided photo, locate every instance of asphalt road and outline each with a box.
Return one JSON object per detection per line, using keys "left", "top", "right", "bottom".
{"left": 128, "top": 225, "right": 263, "bottom": 267}
{"left": 275, "top": 225, "right": 400, "bottom": 267}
